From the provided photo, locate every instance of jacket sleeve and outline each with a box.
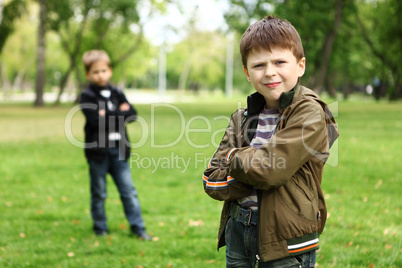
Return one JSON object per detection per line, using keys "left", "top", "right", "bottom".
{"left": 108, "top": 88, "right": 137, "bottom": 123}
{"left": 80, "top": 89, "right": 137, "bottom": 130}
{"left": 228, "top": 100, "right": 329, "bottom": 190}
{"left": 203, "top": 110, "right": 253, "bottom": 201}
{"left": 80, "top": 92, "right": 101, "bottom": 129}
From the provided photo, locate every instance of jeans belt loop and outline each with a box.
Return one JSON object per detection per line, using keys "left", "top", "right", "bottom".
{"left": 231, "top": 203, "right": 256, "bottom": 226}
{"left": 245, "top": 207, "right": 252, "bottom": 226}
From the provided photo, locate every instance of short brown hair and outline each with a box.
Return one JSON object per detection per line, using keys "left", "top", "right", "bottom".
{"left": 240, "top": 16, "right": 304, "bottom": 68}
{"left": 82, "top": 50, "right": 111, "bottom": 72}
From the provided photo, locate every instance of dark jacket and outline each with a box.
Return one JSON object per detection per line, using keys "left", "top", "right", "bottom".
{"left": 80, "top": 84, "right": 137, "bottom": 162}
{"left": 203, "top": 84, "right": 338, "bottom": 262}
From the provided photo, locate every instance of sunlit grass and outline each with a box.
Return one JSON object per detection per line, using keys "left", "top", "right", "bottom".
{"left": 0, "top": 100, "right": 400, "bottom": 267}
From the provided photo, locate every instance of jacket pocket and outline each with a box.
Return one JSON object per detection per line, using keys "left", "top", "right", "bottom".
{"left": 278, "top": 176, "right": 318, "bottom": 222}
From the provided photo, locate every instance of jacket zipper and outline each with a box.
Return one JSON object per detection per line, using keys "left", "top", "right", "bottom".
{"left": 241, "top": 109, "right": 262, "bottom": 267}
{"left": 244, "top": 109, "right": 283, "bottom": 266}
{"left": 253, "top": 113, "right": 282, "bottom": 267}
{"left": 241, "top": 110, "right": 248, "bottom": 132}
{"left": 255, "top": 254, "right": 260, "bottom": 267}
{"left": 255, "top": 189, "right": 262, "bottom": 267}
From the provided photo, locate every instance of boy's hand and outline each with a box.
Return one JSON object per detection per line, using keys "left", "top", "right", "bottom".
{"left": 99, "top": 109, "right": 106, "bottom": 117}
{"left": 119, "top": 103, "right": 130, "bottom": 111}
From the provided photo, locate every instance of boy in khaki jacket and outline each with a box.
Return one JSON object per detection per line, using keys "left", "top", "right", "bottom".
{"left": 203, "top": 16, "right": 338, "bottom": 267}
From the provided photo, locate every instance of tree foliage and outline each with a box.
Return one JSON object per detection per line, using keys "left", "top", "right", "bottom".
{"left": 0, "top": 0, "right": 26, "bottom": 54}
{"left": 0, "top": 2, "right": 35, "bottom": 97}
{"left": 355, "top": 0, "right": 402, "bottom": 100}
{"left": 44, "top": 0, "right": 146, "bottom": 103}
{"left": 224, "top": 0, "right": 402, "bottom": 100}
{"left": 166, "top": 30, "right": 226, "bottom": 91}
{"left": 1, "top": 0, "right": 401, "bottom": 102}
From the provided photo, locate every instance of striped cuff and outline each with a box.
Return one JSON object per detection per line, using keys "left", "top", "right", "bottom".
{"left": 202, "top": 173, "right": 235, "bottom": 190}
{"left": 225, "top": 148, "right": 237, "bottom": 164}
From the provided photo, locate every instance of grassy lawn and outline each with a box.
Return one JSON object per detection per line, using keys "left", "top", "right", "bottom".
{"left": 0, "top": 99, "right": 400, "bottom": 267}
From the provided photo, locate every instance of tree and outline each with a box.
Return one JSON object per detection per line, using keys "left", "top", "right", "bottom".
{"left": 224, "top": 0, "right": 402, "bottom": 100}
{"left": 306, "top": 0, "right": 343, "bottom": 96}
{"left": 34, "top": 0, "right": 46, "bottom": 106}
{"left": 1, "top": 1, "right": 34, "bottom": 97}
{"left": 167, "top": 30, "right": 226, "bottom": 91}
{"left": 0, "top": 0, "right": 26, "bottom": 54}
{"left": 278, "top": 0, "right": 347, "bottom": 96}
{"left": 45, "top": 0, "right": 91, "bottom": 104}
{"left": 355, "top": 0, "right": 402, "bottom": 100}
{"left": 45, "top": 0, "right": 162, "bottom": 104}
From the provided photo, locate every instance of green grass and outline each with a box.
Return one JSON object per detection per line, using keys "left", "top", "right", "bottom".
{"left": 0, "top": 99, "right": 400, "bottom": 267}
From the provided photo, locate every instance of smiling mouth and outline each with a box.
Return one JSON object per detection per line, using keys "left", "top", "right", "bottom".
{"left": 265, "top": 82, "right": 281, "bottom": 88}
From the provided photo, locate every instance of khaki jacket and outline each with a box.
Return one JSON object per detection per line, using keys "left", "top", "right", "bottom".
{"left": 203, "top": 84, "right": 338, "bottom": 262}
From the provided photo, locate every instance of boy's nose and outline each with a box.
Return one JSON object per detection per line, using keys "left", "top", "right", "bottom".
{"left": 264, "top": 66, "right": 276, "bottom": 77}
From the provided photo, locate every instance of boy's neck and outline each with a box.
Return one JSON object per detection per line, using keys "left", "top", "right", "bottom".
{"left": 264, "top": 99, "right": 279, "bottom": 110}
{"left": 89, "top": 83, "right": 109, "bottom": 91}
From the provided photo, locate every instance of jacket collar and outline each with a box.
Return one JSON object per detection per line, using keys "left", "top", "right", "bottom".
{"left": 279, "top": 87, "right": 296, "bottom": 111}
{"left": 246, "top": 83, "right": 298, "bottom": 116}
{"left": 88, "top": 83, "right": 113, "bottom": 93}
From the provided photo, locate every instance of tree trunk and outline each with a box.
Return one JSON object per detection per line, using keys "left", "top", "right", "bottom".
{"left": 54, "top": 51, "right": 77, "bottom": 105}
{"left": 54, "top": 3, "right": 92, "bottom": 105}
{"left": 388, "top": 73, "right": 402, "bottom": 101}
{"left": 0, "top": 0, "right": 3, "bottom": 25}
{"left": 54, "top": 55, "right": 77, "bottom": 105}
{"left": 34, "top": 0, "right": 46, "bottom": 107}
{"left": 110, "top": 27, "right": 144, "bottom": 69}
{"left": 355, "top": 12, "right": 401, "bottom": 100}
{"left": 74, "top": 65, "right": 86, "bottom": 103}
{"left": 178, "top": 61, "right": 191, "bottom": 92}
{"left": 12, "top": 66, "right": 26, "bottom": 92}
{"left": 343, "top": 82, "right": 354, "bottom": 100}
{"left": 1, "top": 61, "right": 11, "bottom": 97}
{"left": 326, "top": 75, "right": 337, "bottom": 98}
{"left": 314, "top": 0, "right": 343, "bottom": 93}
{"left": 55, "top": 65, "right": 73, "bottom": 105}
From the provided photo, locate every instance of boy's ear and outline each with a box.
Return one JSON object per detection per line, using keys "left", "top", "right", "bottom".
{"left": 298, "top": 57, "right": 306, "bottom": 77}
{"left": 243, "top": 66, "right": 251, "bottom": 82}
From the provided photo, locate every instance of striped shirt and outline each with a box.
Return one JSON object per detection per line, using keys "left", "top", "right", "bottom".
{"left": 237, "top": 107, "right": 280, "bottom": 211}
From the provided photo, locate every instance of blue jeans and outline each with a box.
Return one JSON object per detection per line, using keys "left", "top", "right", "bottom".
{"left": 225, "top": 217, "right": 316, "bottom": 268}
{"left": 88, "top": 147, "right": 145, "bottom": 233}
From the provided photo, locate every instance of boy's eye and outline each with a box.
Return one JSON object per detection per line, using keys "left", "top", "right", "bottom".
{"left": 254, "top": 63, "right": 264, "bottom": 68}
{"left": 276, "top": 61, "right": 285, "bottom": 65}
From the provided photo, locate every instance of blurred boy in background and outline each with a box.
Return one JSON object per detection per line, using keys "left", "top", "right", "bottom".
{"left": 80, "top": 50, "right": 151, "bottom": 240}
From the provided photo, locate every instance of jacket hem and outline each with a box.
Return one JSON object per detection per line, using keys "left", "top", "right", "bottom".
{"left": 286, "top": 232, "right": 320, "bottom": 256}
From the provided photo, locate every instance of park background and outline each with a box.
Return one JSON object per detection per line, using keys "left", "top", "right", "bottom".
{"left": 0, "top": 0, "right": 401, "bottom": 267}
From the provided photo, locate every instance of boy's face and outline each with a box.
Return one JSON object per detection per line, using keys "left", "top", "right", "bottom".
{"left": 244, "top": 48, "right": 305, "bottom": 109}
{"left": 85, "top": 60, "right": 112, "bottom": 87}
